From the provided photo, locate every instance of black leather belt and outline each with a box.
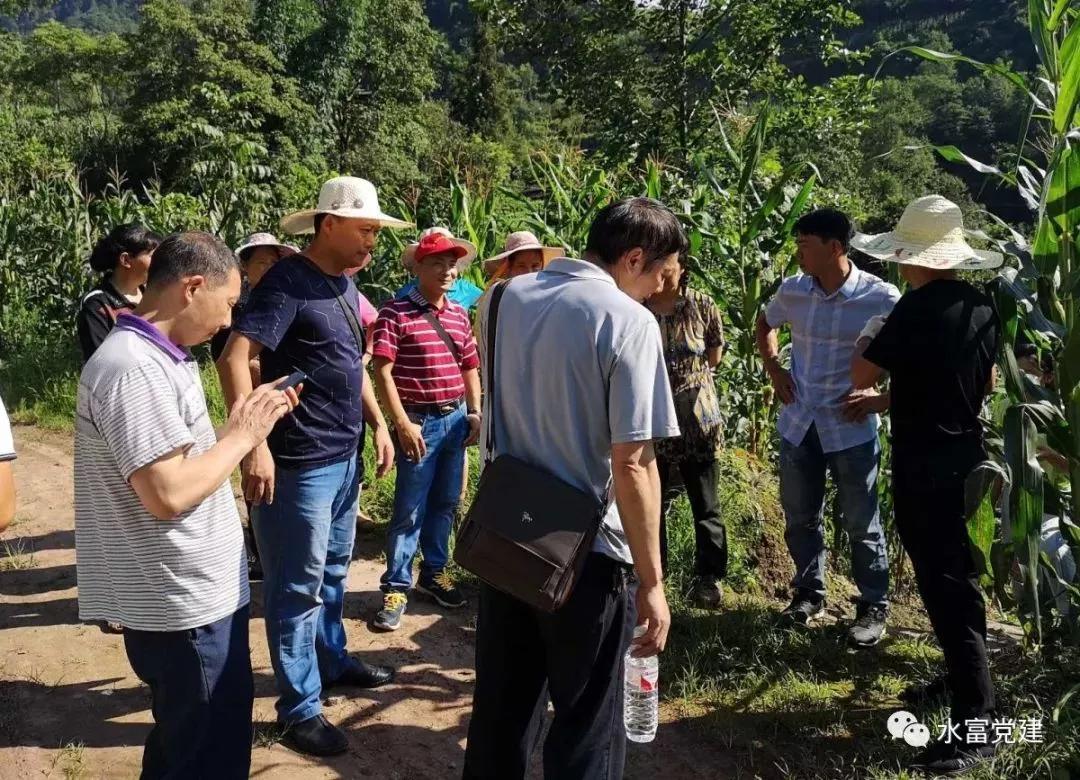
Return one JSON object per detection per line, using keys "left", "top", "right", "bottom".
{"left": 403, "top": 397, "right": 465, "bottom": 417}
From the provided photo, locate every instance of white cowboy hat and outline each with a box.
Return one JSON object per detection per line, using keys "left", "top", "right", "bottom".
{"left": 234, "top": 232, "right": 300, "bottom": 259}
{"left": 400, "top": 227, "right": 477, "bottom": 274}
{"left": 482, "top": 231, "right": 564, "bottom": 277}
{"left": 850, "top": 195, "right": 1003, "bottom": 271}
{"left": 280, "top": 176, "right": 412, "bottom": 235}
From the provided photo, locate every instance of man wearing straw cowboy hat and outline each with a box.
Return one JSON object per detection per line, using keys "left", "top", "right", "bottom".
{"left": 852, "top": 195, "right": 1002, "bottom": 776}
{"left": 370, "top": 227, "right": 482, "bottom": 631}
{"left": 218, "top": 176, "right": 407, "bottom": 757}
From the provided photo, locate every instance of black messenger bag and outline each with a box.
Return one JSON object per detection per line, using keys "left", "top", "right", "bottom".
{"left": 453, "top": 280, "right": 608, "bottom": 612}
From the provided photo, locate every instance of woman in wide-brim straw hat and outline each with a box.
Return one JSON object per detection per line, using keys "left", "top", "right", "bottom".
{"left": 850, "top": 194, "right": 1003, "bottom": 777}
{"left": 482, "top": 230, "right": 563, "bottom": 281}
{"left": 849, "top": 194, "right": 1003, "bottom": 273}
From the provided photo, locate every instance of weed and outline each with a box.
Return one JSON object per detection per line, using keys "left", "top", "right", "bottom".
{"left": 0, "top": 538, "right": 36, "bottom": 571}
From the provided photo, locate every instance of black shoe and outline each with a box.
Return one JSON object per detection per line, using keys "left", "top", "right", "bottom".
{"left": 780, "top": 591, "right": 825, "bottom": 626}
{"left": 416, "top": 569, "right": 467, "bottom": 609}
{"left": 909, "top": 738, "right": 997, "bottom": 776}
{"left": 281, "top": 714, "right": 348, "bottom": 757}
{"left": 902, "top": 674, "right": 950, "bottom": 707}
{"left": 691, "top": 578, "right": 724, "bottom": 609}
{"left": 326, "top": 658, "right": 395, "bottom": 689}
{"left": 847, "top": 601, "right": 888, "bottom": 648}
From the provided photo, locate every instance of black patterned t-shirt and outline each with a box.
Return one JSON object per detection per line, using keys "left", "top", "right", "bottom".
{"left": 235, "top": 256, "right": 364, "bottom": 469}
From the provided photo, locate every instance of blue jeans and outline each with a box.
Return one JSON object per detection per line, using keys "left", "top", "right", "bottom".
{"left": 779, "top": 425, "right": 889, "bottom": 606}
{"left": 382, "top": 405, "right": 468, "bottom": 592}
{"left": 252, "top": 455, "right": 359, "bottom": 724}
{"left": 123, "top": 605, "right": 253, "bottom": 779}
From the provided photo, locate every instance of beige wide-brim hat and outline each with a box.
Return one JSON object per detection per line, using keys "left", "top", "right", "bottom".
{"left": 280, "top": 176, "right": 412, "bottom": 235}
{"left": 234, "top": 232, "right": 300, "bottom": 259}
{"left": 482, "top": 230, "right": 564, "bottom": 277}
{"left": 401, "top": 227, "right": 477, "bottom": 273}
{"left": 850, "top": 195, "right": 1003, "bottom": 271}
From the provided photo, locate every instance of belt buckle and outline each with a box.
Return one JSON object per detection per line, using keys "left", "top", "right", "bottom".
{"left": 437, "top": 402, "right": 456, "bottom": 415}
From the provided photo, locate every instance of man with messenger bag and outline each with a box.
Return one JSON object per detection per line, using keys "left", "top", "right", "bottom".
{"left": 459, "top": 198, "right": 685, "bottom": 779}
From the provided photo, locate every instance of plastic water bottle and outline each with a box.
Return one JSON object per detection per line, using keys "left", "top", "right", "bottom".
{"left": 624, "top": 625, "right": 658, "bottom": 743}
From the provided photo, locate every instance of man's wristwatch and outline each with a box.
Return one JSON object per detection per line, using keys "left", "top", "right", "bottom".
{"left": 467, "top": 409, "right": 481, "bottom": 417}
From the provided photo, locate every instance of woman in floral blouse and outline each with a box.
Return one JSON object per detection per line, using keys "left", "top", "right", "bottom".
{"left": 646, "top": 253, "right": 727, "bottom": 608}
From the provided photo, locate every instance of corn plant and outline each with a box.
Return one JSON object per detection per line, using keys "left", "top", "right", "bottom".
{"left": 680, "top": 104, "right": 818, "bottom": 453}
{"left": 893, "top": 3, "right": 1080, "bottom": 698}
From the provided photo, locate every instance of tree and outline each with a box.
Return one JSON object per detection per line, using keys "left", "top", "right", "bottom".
{"left": 123, "top": 0, "right": 317, "bottom": 191}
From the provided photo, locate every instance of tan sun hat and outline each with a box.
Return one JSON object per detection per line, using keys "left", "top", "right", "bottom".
{"left": 280, "top": 176, "right": 412, "bottom": 235}
{"left": 234, "top": 232, "right": 300, "bottom": 259}
{"left": 482, "top": 231, "right": 564, "bottom": 277}
{"left": 401, "top": 227, "right": 477, "bottom": 274}
{"left": 850, "top": 195, "right": 1003, "bottom": 271}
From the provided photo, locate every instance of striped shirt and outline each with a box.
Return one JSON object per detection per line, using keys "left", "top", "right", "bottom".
{"left": 764, "top": 265, "right": 900, "bottom": 453}
{"left": 372, "top": 288, "right": 480, "bottom": 405}
{"left": 74, "top": 315, "right": 248, "bottom": 631}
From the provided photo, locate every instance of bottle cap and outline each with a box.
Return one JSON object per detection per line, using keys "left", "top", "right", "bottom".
{"left": 632, "top": 623, "right": 647, "bottom": 640}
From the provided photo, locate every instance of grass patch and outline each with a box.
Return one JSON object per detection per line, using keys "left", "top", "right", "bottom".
{"left": 252, "top": 722, "right": 287, "bottom": 748}
{"left": 52, "top": 742, "right": 86, "bottom": 779}
{"left": 0, "top": 538, "right": 37, "bottom": 571}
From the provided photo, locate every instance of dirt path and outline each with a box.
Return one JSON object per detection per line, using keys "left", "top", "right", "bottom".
{"left": 0, "top": 428, "right": 732, "bottom": 779}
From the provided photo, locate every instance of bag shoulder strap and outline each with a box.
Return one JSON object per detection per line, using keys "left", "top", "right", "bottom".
{"left": 421, "top": 310, "right": 462, "bottom": 363}
{"left": 484, "top": 280, "right": 511, "bottom": 461}
{"left": 300, "top": 256, "right": 366, "bottom": 355}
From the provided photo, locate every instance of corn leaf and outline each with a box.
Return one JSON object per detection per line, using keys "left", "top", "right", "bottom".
{"left": 1055, "top": 21, "right": 1080, "bottom": 131}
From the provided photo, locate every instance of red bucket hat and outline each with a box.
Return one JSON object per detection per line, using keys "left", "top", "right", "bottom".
{"left": 414, "top": 232, "right": 471, "bottom": 264}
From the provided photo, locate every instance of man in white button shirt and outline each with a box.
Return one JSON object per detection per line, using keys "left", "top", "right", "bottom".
{"left": 755, "top": 209, "right": 899, "bottom": 648}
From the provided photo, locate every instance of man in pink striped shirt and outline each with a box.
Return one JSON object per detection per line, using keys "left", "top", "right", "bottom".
{"left": 371, "top": 229, "right": 482, "bottom": 630}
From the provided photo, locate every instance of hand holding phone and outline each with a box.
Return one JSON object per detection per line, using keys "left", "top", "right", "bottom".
{"left": 277, "top": 371, "right": 308, "bottom": 391}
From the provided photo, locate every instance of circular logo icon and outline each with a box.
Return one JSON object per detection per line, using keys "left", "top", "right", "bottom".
{"left": 903, "top": 722, "right": 931, "bottom": 748}
{"left": 887, "top": 710, "right": 918, "bottom": 739}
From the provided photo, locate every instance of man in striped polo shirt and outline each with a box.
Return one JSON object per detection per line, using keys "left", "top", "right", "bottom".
{"left": 372, "top": 229, "right": 482, "bottom": 630}
{"left": 74, "top": 232, "right": 299, "bottom": 778}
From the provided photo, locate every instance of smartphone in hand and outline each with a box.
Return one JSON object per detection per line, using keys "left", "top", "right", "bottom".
{"left": 276, "top": 371, "right": 308, "bottom": 391}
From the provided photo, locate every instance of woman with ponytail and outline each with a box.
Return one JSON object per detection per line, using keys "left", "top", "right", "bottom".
{"left": 76, "top": 223, "right": 162, "bottom": 362}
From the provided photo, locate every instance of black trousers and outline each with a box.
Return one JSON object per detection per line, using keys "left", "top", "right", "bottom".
{"left": 657, "top": 454, "right": 727, "bottom": 579}
{"left": 463, "top": 553, "right": 635, "bottom": 780}
{"left": 124, "top": 605, "right": 254, "bottom": 779}
{"left": 893, "top": 442, "right": 995, "bottom": 719}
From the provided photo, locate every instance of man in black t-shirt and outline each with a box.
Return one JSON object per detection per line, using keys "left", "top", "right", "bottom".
{"left": 850, "top": 196, "right": 1003, "bottom": 777}
{"left": 219, "top": 178, "right": 408, "bottom": 757}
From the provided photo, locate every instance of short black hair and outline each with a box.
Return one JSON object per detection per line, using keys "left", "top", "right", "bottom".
{"left": 313, "top": 213, "right": 328, "bottom": 235}
{"left": 146, "top": 232, "right": 240, "bottom": 289}
{"left": 585, "top": 197, "right": 688, "bottom": 270}
{"left": 88, "top": 223, "right": 163, "bottom": 274}
{"left": 792, "top": 209, "right": 854, "bottom": 251}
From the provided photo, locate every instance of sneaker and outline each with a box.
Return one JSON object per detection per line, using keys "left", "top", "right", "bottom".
{"left": 372, "top": 591, "right": 407, "bottom": 631}
{"left": 909, "top": 738, "right": 997, "bottom": 776}
{"left": 281, "top": 714, "right": 349, "bottom": 757}
{"left": 848, "top": 601, "right": 888, "bottom": 648}
{"left": 902, "top": 674, "right": 950, "bottom": 707}
{"left": 416, "top": 569, "right": 467, "bottom": 609}
{"left": 691, "top": 578, "right": 724, "bottom": 609}
{"left": 779, "top": 591, "right": 825, "bottom": 626}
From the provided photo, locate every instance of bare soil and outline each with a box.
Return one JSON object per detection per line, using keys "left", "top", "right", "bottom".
{"left": 0, "top": 428, "right": 734, "bottom": 779}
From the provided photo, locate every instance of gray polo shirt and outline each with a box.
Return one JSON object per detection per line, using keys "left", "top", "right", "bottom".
{"left": 74, "top": 315, "right": 248, "bottom": 631}
{"left": 476, "top": 258, "right": 680, "bottom": 564}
